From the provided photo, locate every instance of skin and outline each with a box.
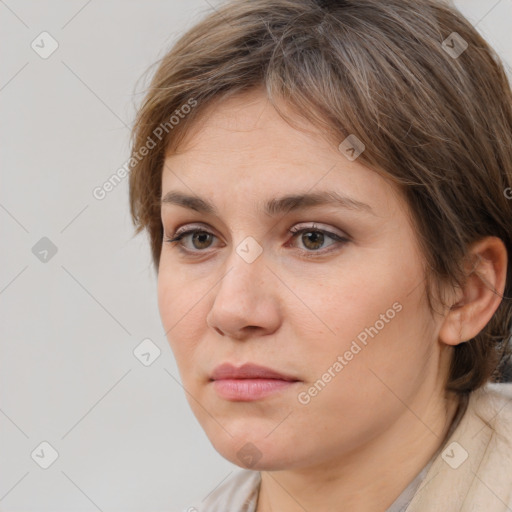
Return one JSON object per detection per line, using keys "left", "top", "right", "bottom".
{"left": 157, "top": 87, "right": 508, "bottom": 512}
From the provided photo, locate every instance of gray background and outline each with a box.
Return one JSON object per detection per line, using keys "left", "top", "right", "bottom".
{"left": 1, "top": 1, "right": 511, "bottom": 511}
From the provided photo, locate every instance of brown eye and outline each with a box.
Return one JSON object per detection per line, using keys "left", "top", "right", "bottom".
{"left": 300, "top": 231, "right": 325, "bottom": 251}
{"left": 189, "top": 231, "right": 214, "bottom": 250}
{"left": 165, "top": 228, "right": 218, "bottom": 252}
{"left": 288, "top": 224, "right": 349, "bottom": 256}
{"left": 164, "top": 223, "right": 349, "bottom": 258}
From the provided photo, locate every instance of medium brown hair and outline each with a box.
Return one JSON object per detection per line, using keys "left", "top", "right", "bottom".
{"left": 128, "top": 0, "right": 512, "bottom": 393}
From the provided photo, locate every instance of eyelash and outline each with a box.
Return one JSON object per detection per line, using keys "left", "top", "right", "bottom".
{"left": 164, "top": 223, "right": 349, "bottom": 258}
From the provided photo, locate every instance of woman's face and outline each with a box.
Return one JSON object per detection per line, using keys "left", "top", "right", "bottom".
{"left": 158, "top": 88, "right": 448, "bottom": 470}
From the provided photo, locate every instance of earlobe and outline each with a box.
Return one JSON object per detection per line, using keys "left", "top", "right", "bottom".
{"left": 439, "top": 304, "right": 465, "bottom": 346}
{"left": 438, "top": 236, "right": 508, "bottom": 347}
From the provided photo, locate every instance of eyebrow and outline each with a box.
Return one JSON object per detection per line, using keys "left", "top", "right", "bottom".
{"left": 161, "top": 190, "right": 375, "bottom": 217}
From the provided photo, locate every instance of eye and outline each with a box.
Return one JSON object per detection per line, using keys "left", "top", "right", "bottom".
{"left": 287, "top": 223, "right": 349, "bottom": 256}
{"left": 164, "top": 222, "right": 349, "bottom": 257}
{"left": 164, "top": 226, "right": 217, "bottom": 253}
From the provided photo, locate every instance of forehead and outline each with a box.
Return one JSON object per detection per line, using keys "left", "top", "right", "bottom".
{"left": 161, "top": 89, "right": 405, "bottom": 221}
{"left": 168, "top": 88, "right": 321, "bottom": 160}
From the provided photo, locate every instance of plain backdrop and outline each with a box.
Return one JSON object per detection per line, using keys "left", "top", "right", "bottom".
{"left": 1, "top": 1, "right": 511, "bottom": 511}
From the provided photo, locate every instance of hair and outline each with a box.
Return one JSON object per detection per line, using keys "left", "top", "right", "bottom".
{"left": 128, "top": 0, "right": 512, "bottom": 394}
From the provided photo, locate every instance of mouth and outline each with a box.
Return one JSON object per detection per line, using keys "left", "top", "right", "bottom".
{"left": 209, "top": 362, "right": 301, "bottom": 401}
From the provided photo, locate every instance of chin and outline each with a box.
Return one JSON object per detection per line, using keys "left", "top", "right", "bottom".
{"left": 209, "top": 431, "right": 300, "bottom": 471}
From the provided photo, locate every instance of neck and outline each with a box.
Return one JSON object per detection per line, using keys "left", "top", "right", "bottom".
{"left": 255, "top": 387, "right": 461, "bottom": 512}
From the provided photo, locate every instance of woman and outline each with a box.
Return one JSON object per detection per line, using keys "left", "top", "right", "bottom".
{"left": 128, "top": 0, "right": 512, "bottom": 510}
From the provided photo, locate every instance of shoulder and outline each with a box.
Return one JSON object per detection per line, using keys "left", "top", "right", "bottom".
{"left": 471, "top": 381, "right": 512, "bottom": 404}
{"left": 180, "top": 469, "right": 261, "bottom": 512}
{"left": 407, "top": 382, "right": 512, "bottom": 511}
{"left": 469, "top": 382, "right": 512, "bottom": 438}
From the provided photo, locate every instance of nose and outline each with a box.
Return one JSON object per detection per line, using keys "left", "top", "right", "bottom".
{"left": 206, "top": 246, "right": 281, "bottom": 340}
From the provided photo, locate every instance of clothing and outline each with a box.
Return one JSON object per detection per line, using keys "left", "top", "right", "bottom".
{"left": 181, "top": 382, "right": 512, "bottom": 511}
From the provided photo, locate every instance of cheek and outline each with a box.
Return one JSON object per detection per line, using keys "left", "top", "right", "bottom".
{"left": 285, "top": 258, "right": 402, "bottom": 344}
{"left": 288, "top": 295, "right": 433, "bottom": 449}
{"left": 157, "top": 271, "right": 176, "bottom": 333}
{"left": 286, "top": 249, "right": 431, "bottom": 378}
{"left": 157, "top": 270, "right": 206, "bottom": 365}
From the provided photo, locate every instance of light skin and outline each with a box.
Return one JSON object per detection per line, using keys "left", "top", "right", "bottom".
{"left": 157, "top": 87, "right": 508, "bottom": 512}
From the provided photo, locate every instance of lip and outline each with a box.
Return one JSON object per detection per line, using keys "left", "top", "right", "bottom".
{"left": 210, "top": 362, "right": 299, "bottom": 381}
{"left": 210, "top": 363, "right": 300, "bottom": 401}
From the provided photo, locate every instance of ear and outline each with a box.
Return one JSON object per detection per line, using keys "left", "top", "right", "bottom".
{"left": 438, "top": 236, "right": 508, "bottom": 346}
